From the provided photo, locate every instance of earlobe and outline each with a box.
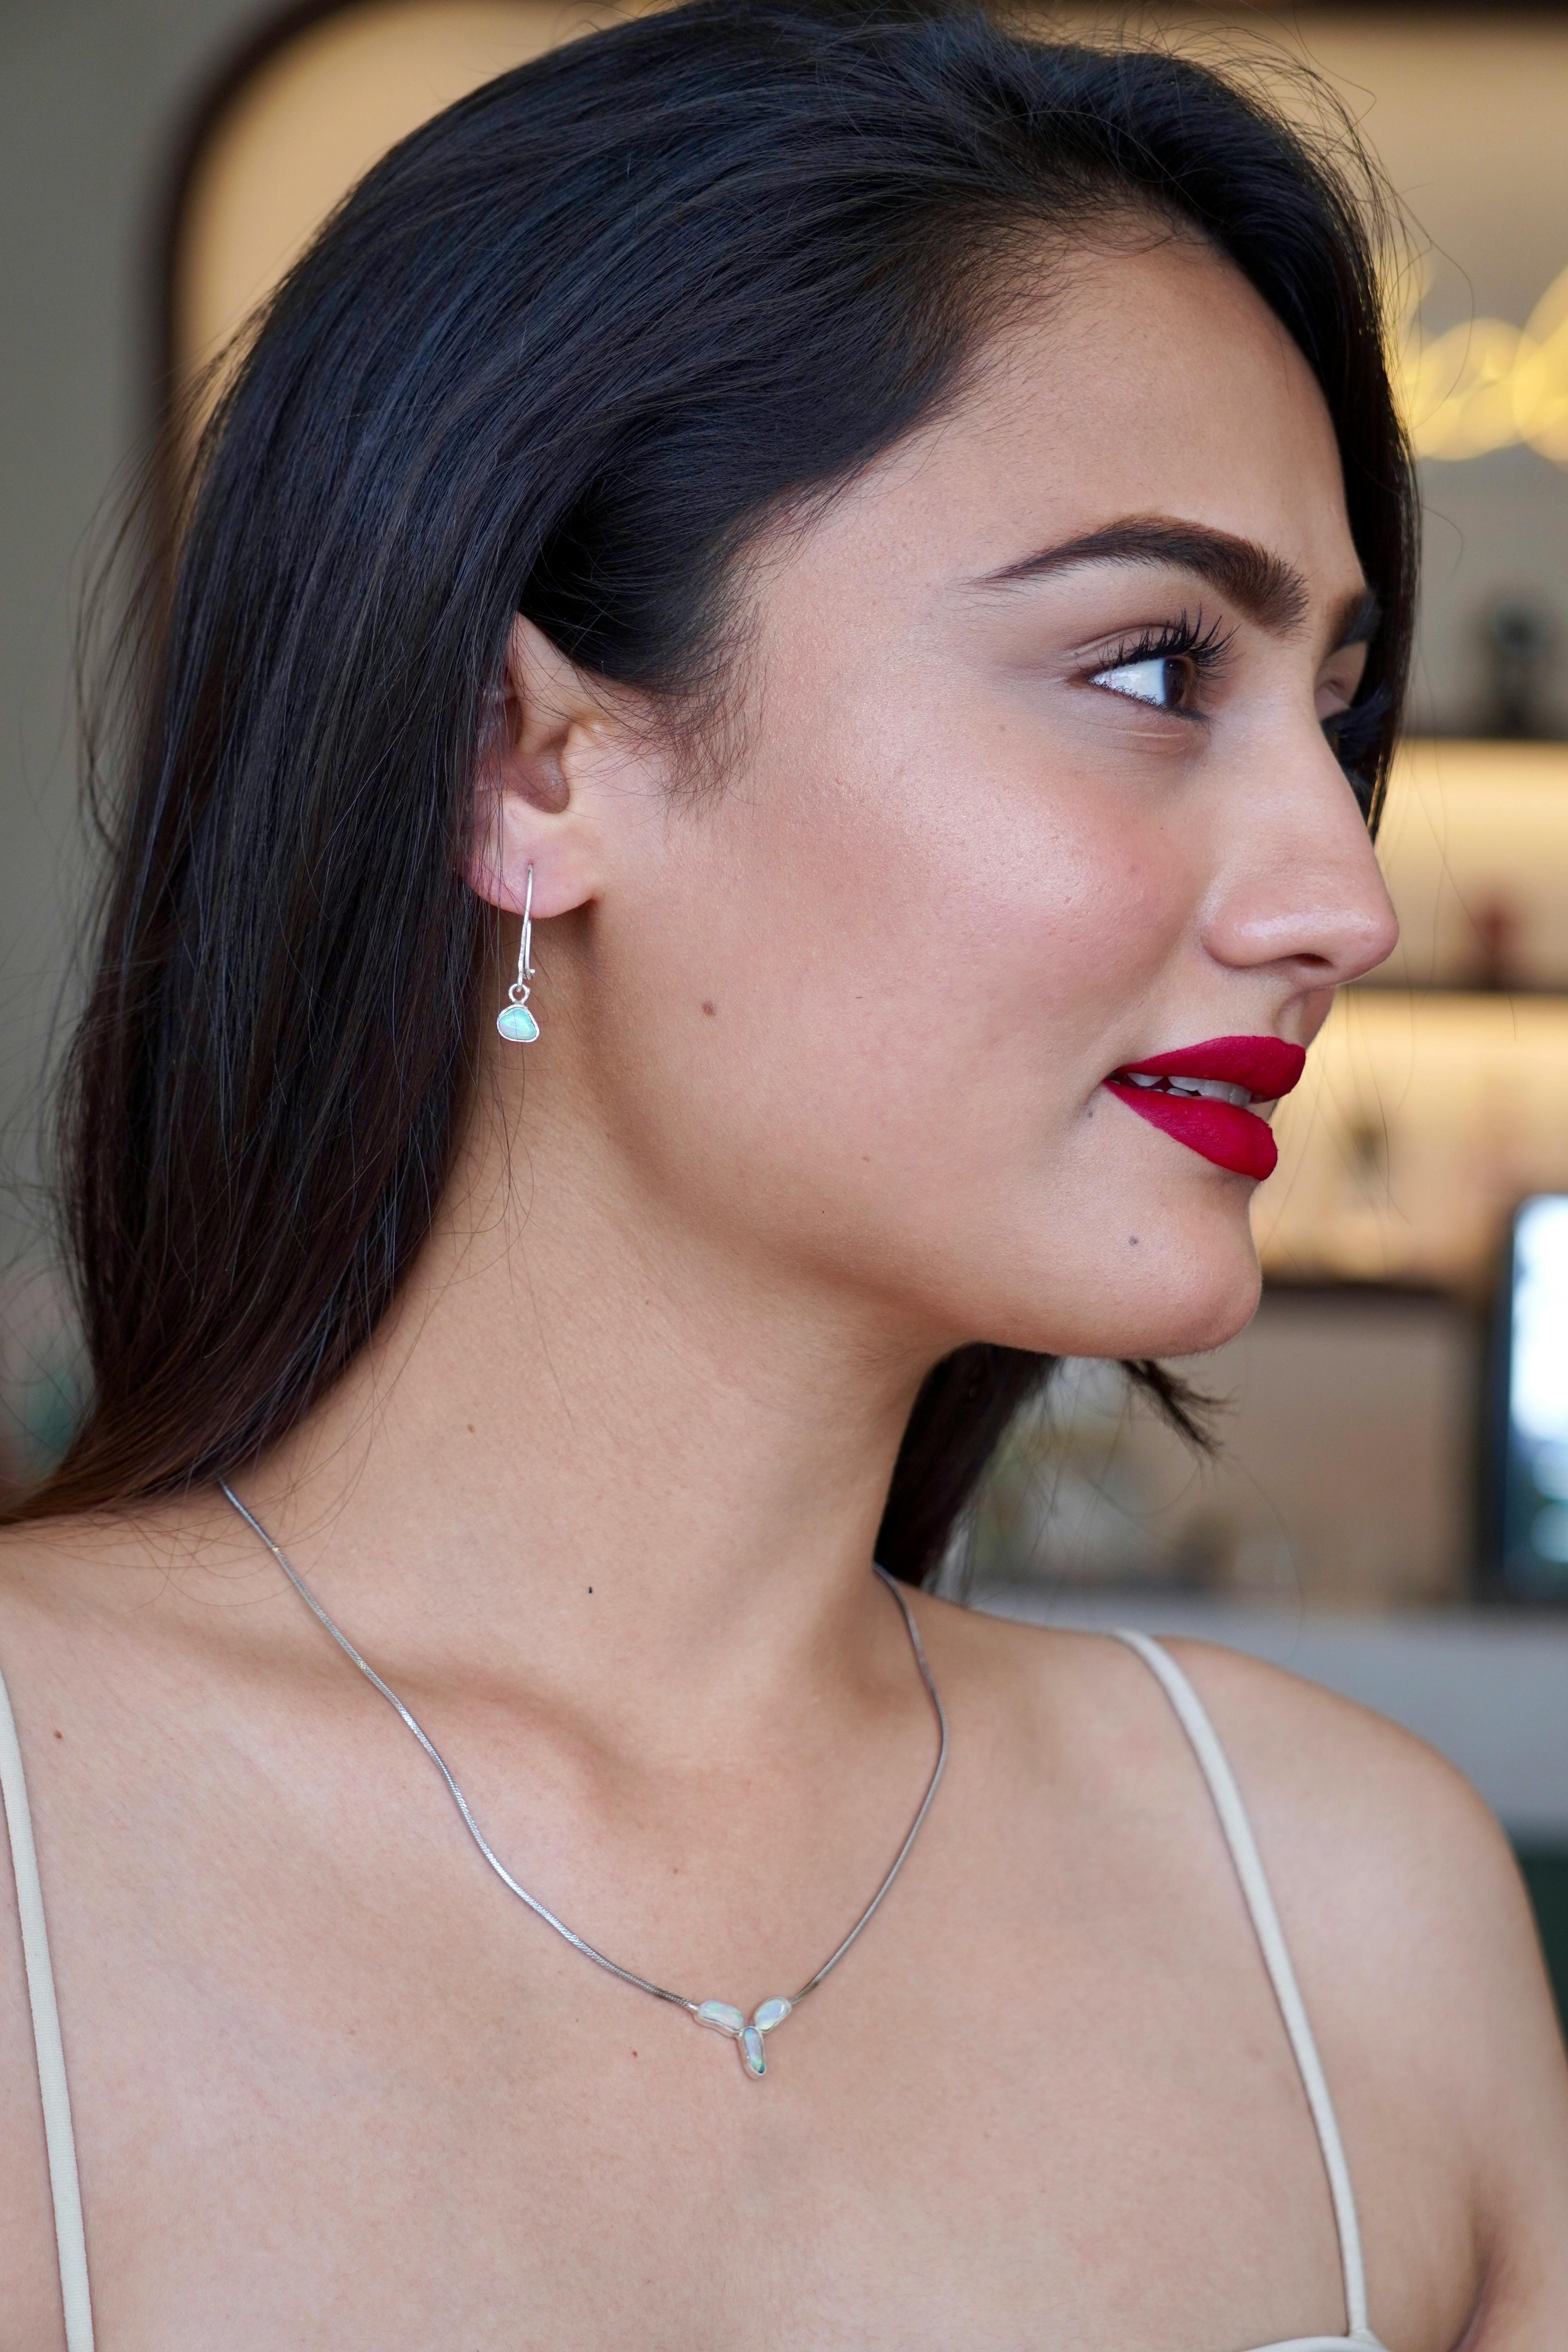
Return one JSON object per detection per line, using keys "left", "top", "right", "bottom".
{"left": 468, "top": 774, "right": 592, "bottom": 922}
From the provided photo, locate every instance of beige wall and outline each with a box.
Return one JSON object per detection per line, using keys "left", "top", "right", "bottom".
{"left": 0, "top": 0, "right": 264, "bottom": 1260}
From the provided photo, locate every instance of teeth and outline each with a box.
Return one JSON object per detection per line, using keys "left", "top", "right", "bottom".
{"left": 1114, "top": 1073, "right": 1253, "bottom": 1107}
{"left": 1166, "top": 1076, "right": 1251, "bottom": 1107}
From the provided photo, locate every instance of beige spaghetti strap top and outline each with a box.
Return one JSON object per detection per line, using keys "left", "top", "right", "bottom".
{"left": 1112, "top": 1632, "right": 1389, "bottom": 2352}
{"left": 0, "top": 1634, "right": 1388, "bottom": 2352}
{"left": 0, "top": 1660, "right": 93, "bottom": 2349}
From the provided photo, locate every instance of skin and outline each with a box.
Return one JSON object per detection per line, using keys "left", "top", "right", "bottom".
{"left": 1, "top": 230, "right": 1565, "bottom": 2350}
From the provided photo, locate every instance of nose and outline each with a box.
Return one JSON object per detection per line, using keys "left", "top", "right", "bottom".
{"left": 1200, "top": 739, "right": 1400, "bottom": 989}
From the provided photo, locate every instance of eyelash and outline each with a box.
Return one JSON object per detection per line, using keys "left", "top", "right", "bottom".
{"left": 1322, "top": 681, "right": 1392, "bottom": 816}
{"left": 1089, "top": 610, "right": 1237, "bottom": 712}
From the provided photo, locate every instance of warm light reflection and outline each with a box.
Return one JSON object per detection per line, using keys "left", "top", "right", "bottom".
{"left": 1371, "top": 740, "right": 1568, "bottom": 993}
{"left": 1396, "top": 262, "right": 1568, "bottom": 465}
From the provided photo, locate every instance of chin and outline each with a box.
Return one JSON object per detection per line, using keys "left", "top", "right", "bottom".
{"left": 982, "top": 1195, "right": 1265, "bottom": 1363}
{"left": 1119, "top": 1232, "right": 1264, "bottom": 1359}
{"left": 1132, "top": 1263, "right": 1263, "bottom": 1360}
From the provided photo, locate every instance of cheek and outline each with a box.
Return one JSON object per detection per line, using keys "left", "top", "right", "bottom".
{"left": 630, "top": 680, "right": 1200, "bottom": 1190}
{"left": 781, "top": 688, "right": 1197, "bottom": 1111}
{"left": 707, "top": 548, "right": 1188, "bottom": 1065}
{"left": 584, "top": 687, "right": 1256, "bottom": 1359}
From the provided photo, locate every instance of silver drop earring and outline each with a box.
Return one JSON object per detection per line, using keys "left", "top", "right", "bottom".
{"left": 496, "top": 864, "right": 540, "bottom": 1043}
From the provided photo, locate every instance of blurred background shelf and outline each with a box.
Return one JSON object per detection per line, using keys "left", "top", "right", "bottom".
{"left": 1359, "top": 740, "right": 1568, "bottom": 994}
{"left": 1261, "top": 742, "right": 1568, "bottom": 1294}
{"left": 965, "top": 1296, "right": 1481, "bottom": 1612}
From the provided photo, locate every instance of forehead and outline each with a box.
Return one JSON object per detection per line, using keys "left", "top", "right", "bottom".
{"left": 782, "top": 232, "right": 1361, "bottom": 612}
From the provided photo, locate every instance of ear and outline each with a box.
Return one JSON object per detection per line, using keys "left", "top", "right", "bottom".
{"left": 467, "top": 615, "right": 612, "bottom": 920}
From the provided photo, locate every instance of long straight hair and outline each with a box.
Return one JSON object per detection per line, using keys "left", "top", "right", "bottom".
{"left": 13, "top": 1, "right": 1417, "bottom": 1577}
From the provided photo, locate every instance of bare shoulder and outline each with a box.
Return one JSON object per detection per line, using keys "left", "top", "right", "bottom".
{"left": 1163, "top": 1639, "right": 1568, "bottom": 2336}
{"left": 1151, "top": 1636, "right": 1547, "bottom": 2004}
{"left": 0, "top": 1498, "right": 253, "bottom": 2349}
{"left": 929, "top": 1597, "right": 1542, "bottom": 1977}
{"left": 0, "top": 1517, "right": 123, "bottom": 2352}
{"left": 927, "top": 1599, "right": 1568, "bottom": 2334}
{"left": 0, "top": 1492, "right": 258, "bottom": 1656}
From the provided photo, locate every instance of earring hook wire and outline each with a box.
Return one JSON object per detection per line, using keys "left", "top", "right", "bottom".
{"left": 508, "top": 864, "right": 535, "bottom": 1007}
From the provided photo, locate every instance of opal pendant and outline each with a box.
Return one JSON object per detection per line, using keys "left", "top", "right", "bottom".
{"left": 695, "top": 1994, "right": 794, "bottom": 2078}
{"left": 496, "top": 1002, "right": 540, "bottom": 1043}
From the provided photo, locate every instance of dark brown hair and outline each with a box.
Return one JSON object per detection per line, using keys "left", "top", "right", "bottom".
{"left": 12, "top": 0, "right": 1417, "bottom": 1578}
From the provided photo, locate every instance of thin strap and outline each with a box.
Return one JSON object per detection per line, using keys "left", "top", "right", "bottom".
{"left": 1112, "top": 1632, "right": 1372, "bottom": 2345}
{"left": 0, "top": 1658, "right": 96, "bottom": 2350}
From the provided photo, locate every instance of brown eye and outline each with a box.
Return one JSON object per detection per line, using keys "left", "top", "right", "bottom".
{"left": 1165, "top": 655, "right": 1201, "bottom": 711}
{"left": 1092, "top": 653, "right": 1189, "bottom": 710}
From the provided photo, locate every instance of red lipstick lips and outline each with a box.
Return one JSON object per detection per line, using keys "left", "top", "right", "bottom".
{"left": 1104, "top": 1034, "right": 1306, "bottom": 1181}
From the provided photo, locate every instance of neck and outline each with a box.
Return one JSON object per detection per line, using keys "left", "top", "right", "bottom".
{"left": 236, "top": 1065, "right": 944, "bottom": 1748}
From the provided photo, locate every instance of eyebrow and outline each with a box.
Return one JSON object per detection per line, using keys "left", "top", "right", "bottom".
{"left": 977, "top": 515, "right": 1377, "bottom": 650}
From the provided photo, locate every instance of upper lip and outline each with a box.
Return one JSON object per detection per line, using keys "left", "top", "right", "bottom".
{"left": 1107, "top": 1034, "right": 1306, "bottom": 1105}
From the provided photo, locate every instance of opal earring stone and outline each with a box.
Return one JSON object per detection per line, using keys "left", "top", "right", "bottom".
{"left": 496, "top": 1000, "right": 540, "bottom": 1043}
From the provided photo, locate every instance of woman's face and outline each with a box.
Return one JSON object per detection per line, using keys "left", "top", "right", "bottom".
{"left": 567, "top": 230, "right": 1398, "bottom": 1363}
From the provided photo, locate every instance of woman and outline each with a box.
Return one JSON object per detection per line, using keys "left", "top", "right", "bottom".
{"left": 2, "top": 4, "right": 1564, "bottom": 2343}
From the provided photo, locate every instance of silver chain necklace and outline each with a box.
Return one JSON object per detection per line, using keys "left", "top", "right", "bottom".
{"left": 220, "top": 1483, "right": 948, "bottom": 2080}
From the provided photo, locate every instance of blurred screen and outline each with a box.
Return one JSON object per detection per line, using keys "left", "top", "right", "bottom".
{"left": 1503, "top": 1196, "right": 1568, "bottom": 1597}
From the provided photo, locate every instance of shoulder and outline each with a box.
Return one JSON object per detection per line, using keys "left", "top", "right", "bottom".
{"left": 924, "top": 1595, "right": 1530, "bottom": 1942}
{"left": 0, "top": 1493, "right": 262, "bottom": 1657}
{"left": 0, "top": 1497, "right": 286, "bottom": 2338}
{"left": 1148, "top": 1634, "right": 1536, "bottom": 2002}
{"left": 0, "top": 1519, "right": 118, "bottom": 2349}
{"left": 930, "top": 1601, "right": 1568, "bottom": 2330}
{"left": 1159, "top": 1638, "right": 1568, "bottom": 2337}
{"left": 964, "top": 1606, "right": 1552, "bottom": 2072}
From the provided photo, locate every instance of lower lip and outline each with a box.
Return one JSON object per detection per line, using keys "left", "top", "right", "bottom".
{"left": 1103, "top": 1082, "right": 1279, "bottom": 1180}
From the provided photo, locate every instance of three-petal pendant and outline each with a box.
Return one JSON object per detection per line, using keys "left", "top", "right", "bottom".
{"left": 695, "top": 1995, "right": 793, "bottom": 2077}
